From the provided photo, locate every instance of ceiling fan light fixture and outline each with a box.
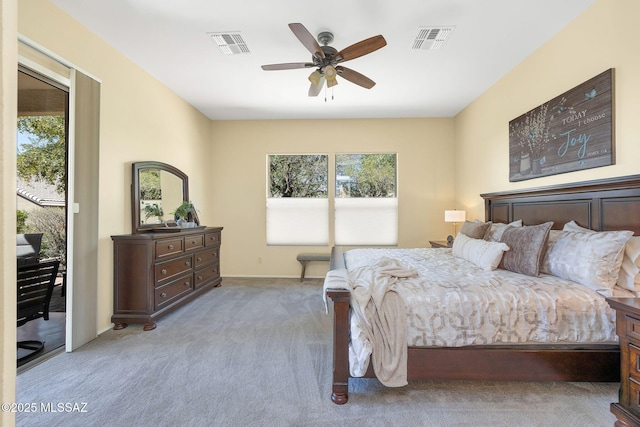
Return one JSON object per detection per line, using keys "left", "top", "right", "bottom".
{"left": 324, "top": 65, "right": 338, "bottom": 88}
{"left": 261, "top": 23, "right": 385, "bottom": 96}
{"left": 308, "top": 70, "right": 322, "bottom": 85}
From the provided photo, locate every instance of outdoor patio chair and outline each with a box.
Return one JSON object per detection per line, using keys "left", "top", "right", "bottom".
{"left": 17, "top": 259, "right": 60, "bottom": 362}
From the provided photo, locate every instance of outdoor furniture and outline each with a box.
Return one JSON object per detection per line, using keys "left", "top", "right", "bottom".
{"left": 17, "top": 259, "right": 60, "bottom": 362}
{"left": 16, "top": 233, "right": 43, "bottom": 266}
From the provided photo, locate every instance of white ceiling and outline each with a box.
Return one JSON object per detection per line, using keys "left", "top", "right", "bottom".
{"left": 49, "top": 0, "right": 596, "bottom": 121}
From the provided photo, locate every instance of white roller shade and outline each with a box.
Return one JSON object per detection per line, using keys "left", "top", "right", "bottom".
{"left": 335, "top": 198, "right": 398, "bottom": 245}
{"left": 266, "top": 198, "right": 329, "bottom": 245}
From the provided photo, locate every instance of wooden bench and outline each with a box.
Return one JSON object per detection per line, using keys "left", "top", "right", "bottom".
{"left": 296, "top": 253, "right": 330, "bottom": 281}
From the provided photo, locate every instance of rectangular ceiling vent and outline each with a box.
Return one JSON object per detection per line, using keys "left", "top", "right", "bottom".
{"left": 207, "top": 32, "right": 250, "bottom": 55}
{"left": 412, "top": 26, "right": 455, "bottom": 50}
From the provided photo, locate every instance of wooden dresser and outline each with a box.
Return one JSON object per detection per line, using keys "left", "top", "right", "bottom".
{"left": 606, "top": 297, "right": 640, "bottom": 427}
{"left": 111, "top": 227, "right": 222, "bottom": 331}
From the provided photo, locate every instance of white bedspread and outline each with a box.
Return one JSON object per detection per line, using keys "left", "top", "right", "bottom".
{"left": 324, "top": 247, "right": 621, "bottom": 379}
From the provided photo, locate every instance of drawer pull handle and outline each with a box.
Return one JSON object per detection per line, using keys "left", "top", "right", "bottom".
{"left": 161, "top": 269, "right": 167, "bottom": 275}
{"left": 192, "top": 240, "right": 197, "bottom": 245}
{"left": 161, "top": 292, "right": 167, "bottom": 298}
{"left": 197, "top": 257, "right": 202, "bottom": 262}
{"left": 168, "top": 244, "right": 174, "bottom": 250}
{"left": 184, "top": 281, "right": 190, "bottom": 287}
{"left": 198, "top": 275, "right": 203, "bottom": 280}
{"left": 185, "top": 261, "right": 191, "bottom": 266}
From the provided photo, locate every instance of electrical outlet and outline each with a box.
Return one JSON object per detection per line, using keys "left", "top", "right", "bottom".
{"left": 258, "top": 256, "right": 263, "bottom": 264}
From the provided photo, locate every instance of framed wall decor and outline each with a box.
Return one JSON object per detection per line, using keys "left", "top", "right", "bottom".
{"left": 509, "top": 69, "right": 614, "bottom": 182}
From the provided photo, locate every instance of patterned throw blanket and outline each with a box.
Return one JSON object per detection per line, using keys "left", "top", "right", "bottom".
{"left": 324, "top": 258, "right": 418, "bottom": 387}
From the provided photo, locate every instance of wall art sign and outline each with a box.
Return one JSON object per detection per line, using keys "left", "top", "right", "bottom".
{"left": 509, "top": 69, "right": 614, "bottom": 182}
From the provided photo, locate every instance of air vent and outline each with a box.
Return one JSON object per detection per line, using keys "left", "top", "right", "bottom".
{"left": 207, "top": 32, "right": 250, "bottom": 55}
{"left": 412, "top": 26, "right": 455, "bottom": 50}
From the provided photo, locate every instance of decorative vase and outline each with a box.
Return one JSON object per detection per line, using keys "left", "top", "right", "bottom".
{"left": 520, "top": 153, "right": 531, "bottom": 175}
{"left": 532, "top": 158, "right": 542, "bottom": 174}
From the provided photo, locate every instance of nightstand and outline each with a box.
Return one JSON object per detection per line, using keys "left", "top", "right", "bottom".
{"left": 429, "top": 240, "right": 452, "bottom": 248}
{"left": 606, "top": 297, "right": 640, "bottom": 427}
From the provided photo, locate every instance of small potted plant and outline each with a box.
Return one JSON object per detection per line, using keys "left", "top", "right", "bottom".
{"left": 173, "top": 201, "right": 198, "bottom": 227}
{"left": 143, "top": 203, "right": 164, "bottom": 223}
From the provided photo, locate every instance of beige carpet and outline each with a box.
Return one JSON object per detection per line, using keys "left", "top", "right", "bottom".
{"left": 16, "top": 277, "right": 618, "bottom": 426}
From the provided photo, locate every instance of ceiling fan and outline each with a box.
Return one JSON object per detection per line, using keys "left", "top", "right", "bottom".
{"left": 261, "top": 23, "right": 387, "bottom": 97}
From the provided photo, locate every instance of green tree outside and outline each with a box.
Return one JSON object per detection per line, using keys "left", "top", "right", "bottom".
{"left": 17, "top": 115, "right": 67, "bottom": 265}
{"left": 17, "top": 115, "right": 66, "bottom": 194}
{"left": 269, "top": 155, "right": 328, "bottom": 197}
{"left": 336, "top": 154, "right": 396, "bottom": 197}
{"left": 17, "top": 210, "right": 28, "bottom": 233}
{"left": 23, "top": 207, "right": 66, "bottom": 266}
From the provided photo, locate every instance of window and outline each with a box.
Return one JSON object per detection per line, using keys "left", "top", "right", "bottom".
{"left": 266, "top": 154, "right": 328, "bottom": 245}
{"left": 335, "top": 154, "right": 398, "bottom": 245}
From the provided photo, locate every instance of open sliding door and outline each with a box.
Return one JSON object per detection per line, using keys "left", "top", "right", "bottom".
{"left": 67, "top": 69, "right": 100, "bottom": 350}
{"left": 18, "top": 40, "right": 101, "bottom": 352}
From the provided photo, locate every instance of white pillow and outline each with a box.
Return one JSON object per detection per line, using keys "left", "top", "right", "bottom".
{"left": 616, "top": 256, "right": 640, "bottom": 292}
{"left": 563, "top": 220, "right": 590, "bottom": 232}
{"left": 452, "top": 233, "right": 510, "bottom": 271}
{"left": 625, "top": 236, "right": 640, "bottom": 267}
{"left": 541, "top": 227, "right": 633, "bottom": 292}
{"left": 484, "top": 219, "right": 523, "bottom": 242}
{"left": 564, "top": 220, "right": 640, "bottom": 289}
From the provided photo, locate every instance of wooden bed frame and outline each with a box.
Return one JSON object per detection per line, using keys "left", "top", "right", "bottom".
{"left": 326, "top": 174, "right": 640, "bottom": 404}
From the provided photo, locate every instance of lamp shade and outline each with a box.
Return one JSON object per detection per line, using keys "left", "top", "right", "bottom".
{"left": 308, "top": 70, "right": 322, "bottom": 85}
{"left": 444, "top": 210, "right": 466, "bottom": 223}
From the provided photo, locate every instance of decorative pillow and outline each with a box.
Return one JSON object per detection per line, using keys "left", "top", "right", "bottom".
{"left": 624, "top": 236, "right": 640, "bottom": 267}
{"left": 540, "top": 228, "right": 633, "bottom": 292}
{"left": 452, "top": 233, "right": 509, "bottom": 271}
{"left": 459, "top": 221, "right": 491, "bottom": 239}
{"left": 484, "top": 219, "right": 523, "bottom": 242}
{"left": 499, "top": 222, "right": 553, "bottom": 276}
{"left": 563, "top": 220, "right": 591, "bottom": 232}
{"left": 563, "top": 221, "right": 640, "bottom": 278}
{"left": 617, "top": 256, "right": 640, "bottom": 292}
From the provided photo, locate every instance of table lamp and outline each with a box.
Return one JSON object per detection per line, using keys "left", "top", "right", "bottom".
{"left": 444, "top": 210, "right": 466, "bottom": 242}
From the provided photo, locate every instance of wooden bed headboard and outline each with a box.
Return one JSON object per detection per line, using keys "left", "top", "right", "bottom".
{"left": 481, "top": 174, "right": 640, "bottom": 235}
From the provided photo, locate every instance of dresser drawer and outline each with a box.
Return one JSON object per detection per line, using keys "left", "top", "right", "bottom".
{"left": 155, "top": 274, "right": 193, "bottom": 310}
{"left": 630, "top": 344, "right": 640, "bottom": 382}
{"left": 626, "top": 315, "right": 640, "bottom": 342}
{"left": 194, "top": 263, "right": 220, "bottom": 289}
{"left": 205, "top": 231, "right": 221, "bottom": 247}
{"left": 185, "top": 234, "right": 204, "bottom": 251}
{"left": 194, "top": 248, "right": 219, "bottom": 268}
{"left": 155, "top": 255, "right": 193, "bottom": 285}
{"left": 155, "top": 238, "right": 184, "bottom": 259}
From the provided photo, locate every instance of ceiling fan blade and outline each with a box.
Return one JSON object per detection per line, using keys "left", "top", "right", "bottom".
{"left": 261, "top": 62, "right": 314, "bottom": 71}
{"left": 308, "top": 76, "right": 325, "bottom": 97}
{"left": 288, "top": 23, "right": 324, "bottom": 59}
{"left": 336, "top": 66, "right": 376, "bottom": 89}
{"left": 335, "top": 35, "right": 387, "bottom": 63}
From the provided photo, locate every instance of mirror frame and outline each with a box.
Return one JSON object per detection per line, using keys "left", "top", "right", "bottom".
{"left": 131, "top": 161, "right": 189, "bottom": 233}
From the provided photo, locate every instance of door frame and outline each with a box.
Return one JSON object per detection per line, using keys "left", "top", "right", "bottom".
{"left": 18, "top": 36, "right": 101, "bottom": 352}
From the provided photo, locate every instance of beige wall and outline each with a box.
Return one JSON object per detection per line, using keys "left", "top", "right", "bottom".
{"left": 209, "top": 118, "right": 456, "bottom": 277}
{"left": 455, "top": 0, "right": 640, "bottom": 220}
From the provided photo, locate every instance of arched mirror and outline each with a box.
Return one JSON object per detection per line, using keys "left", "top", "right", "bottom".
{"left": 131, "top": 161, "right": 189, "bottom": 233}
